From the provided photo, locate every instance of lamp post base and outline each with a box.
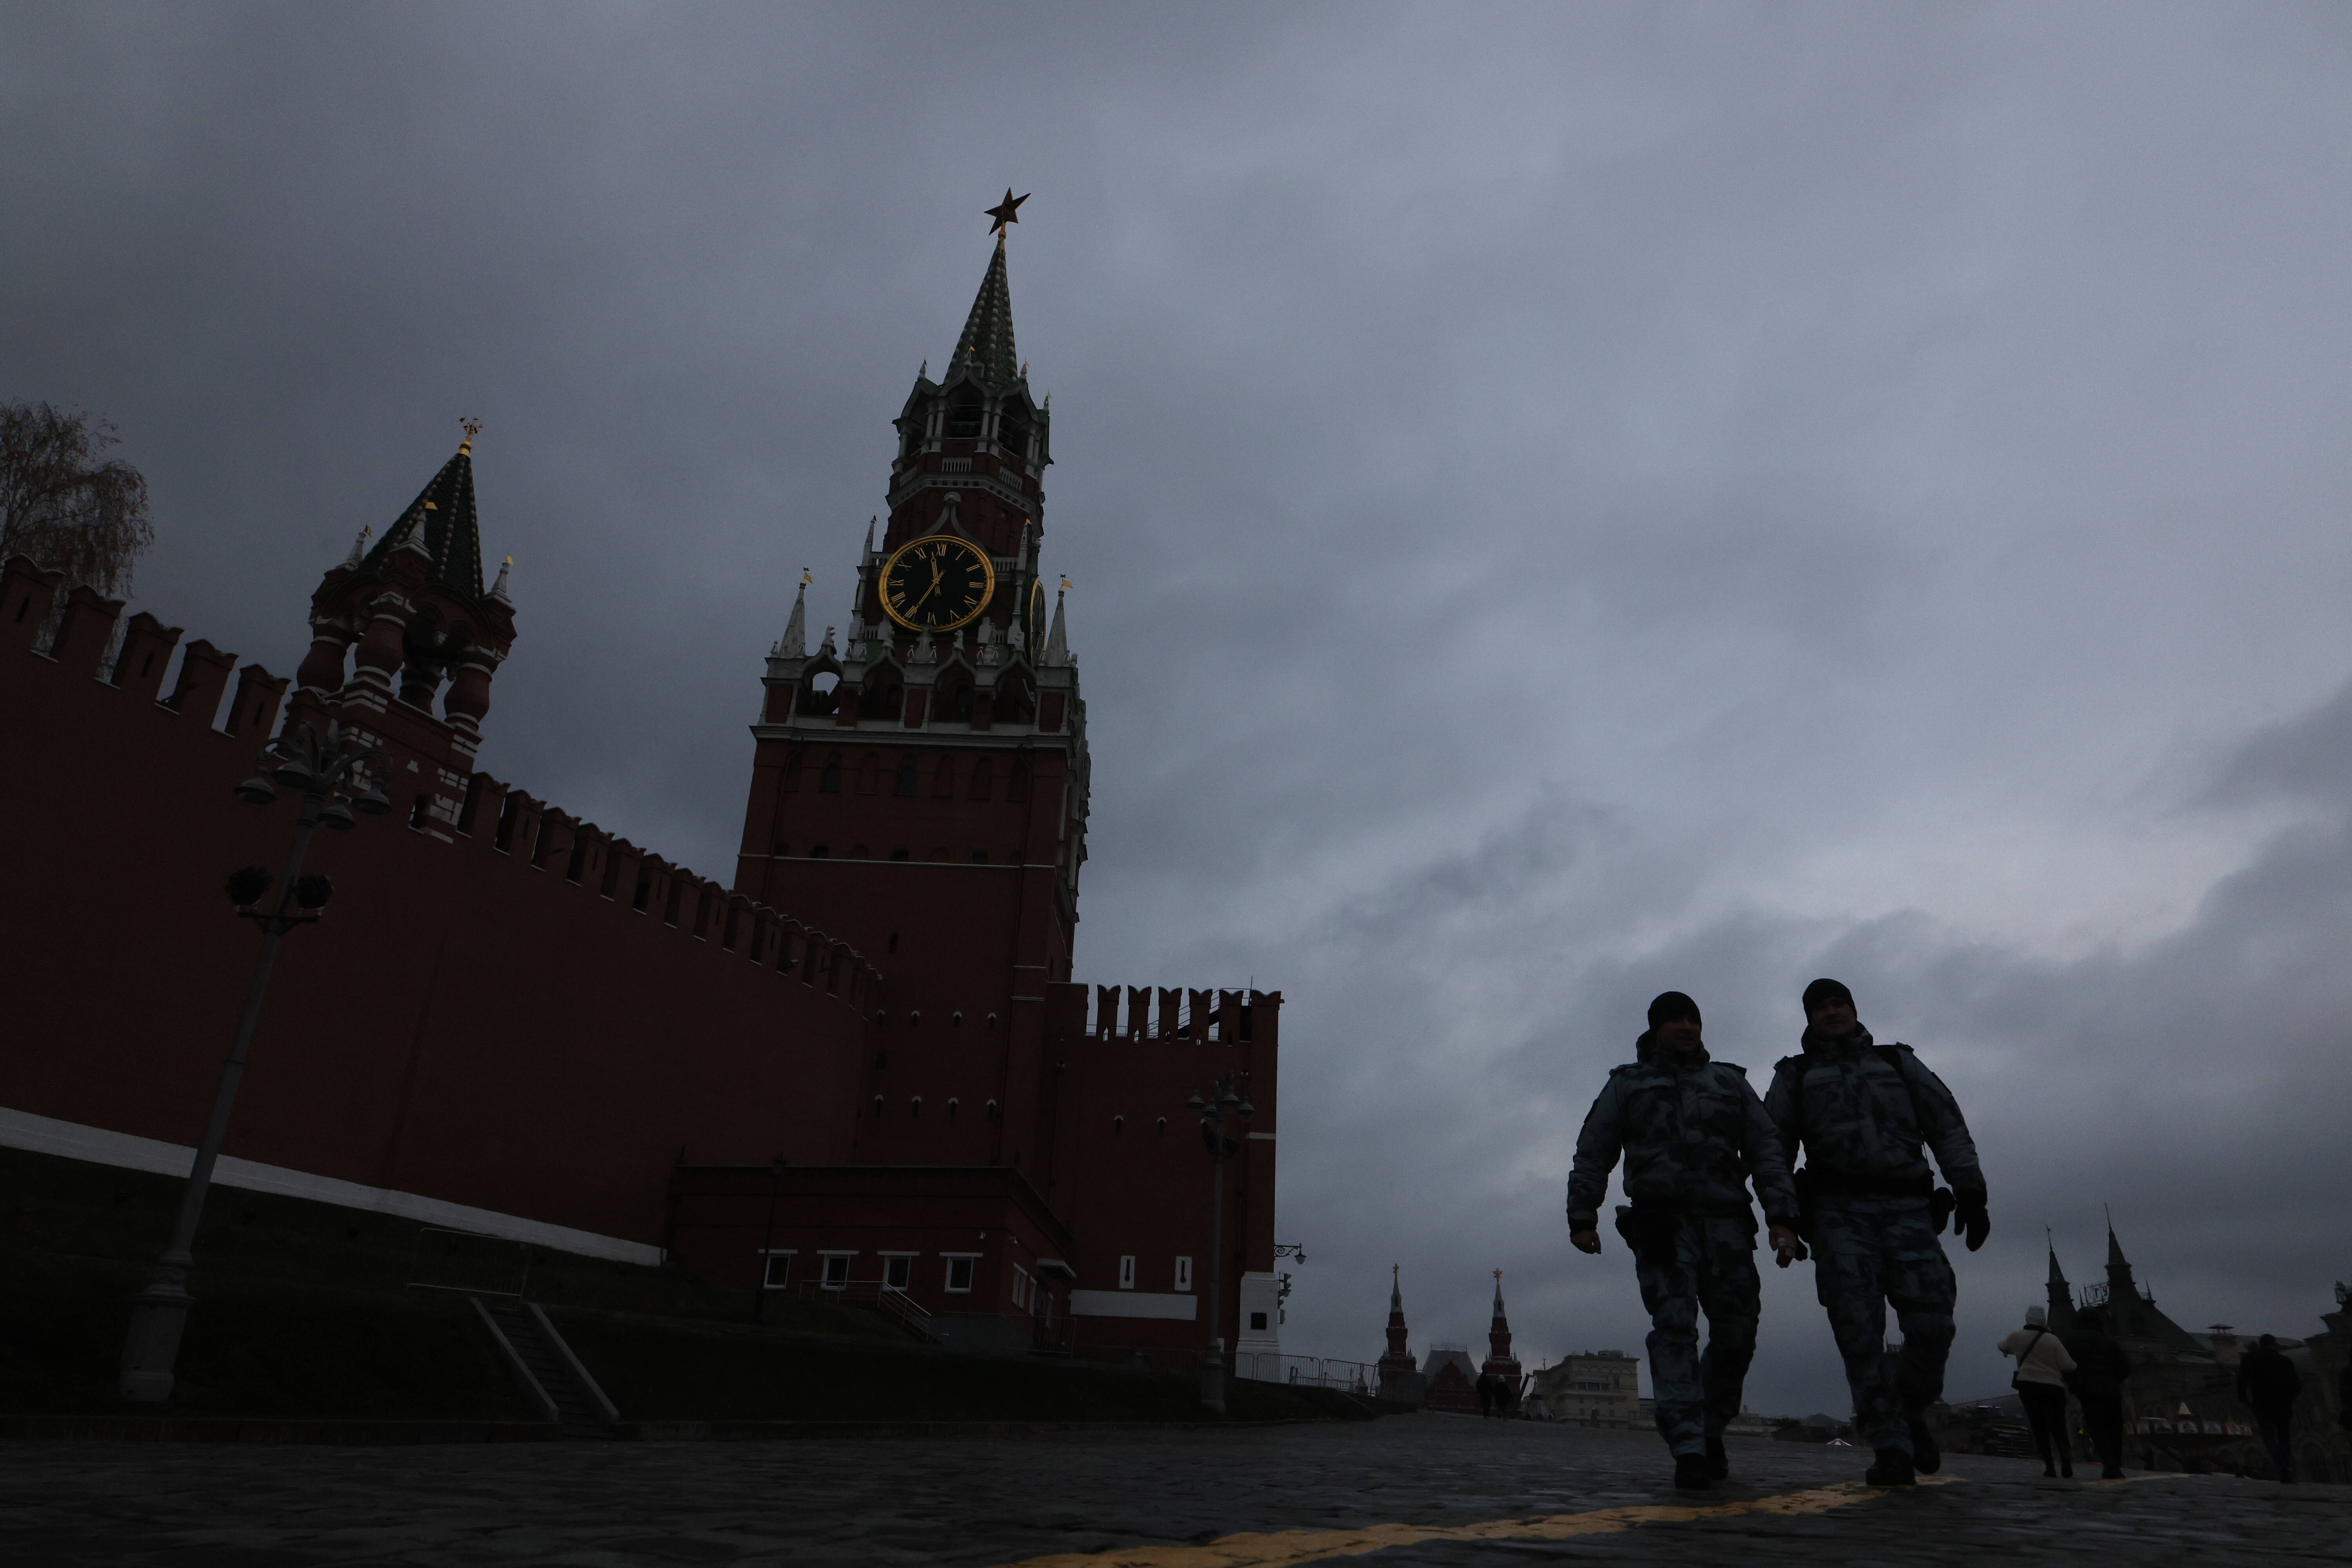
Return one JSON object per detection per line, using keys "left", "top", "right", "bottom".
{"left": 119, "top": 1261, "right": 194, "bottom": 1403}
{"left": 1199, "top": 1335, "right": 1227, "bottom": 1415}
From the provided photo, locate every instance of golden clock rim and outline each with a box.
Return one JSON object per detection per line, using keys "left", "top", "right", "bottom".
{"left": 878, "top": 533, "right": 998, "bottom": 633}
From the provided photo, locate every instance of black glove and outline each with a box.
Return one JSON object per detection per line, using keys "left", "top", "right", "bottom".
{"left": 1955, "top": 1189, "right": 1989, "bottom": 1252}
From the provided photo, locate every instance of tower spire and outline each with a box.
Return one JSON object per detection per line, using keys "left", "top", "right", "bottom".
{"left": 1044, "top": 579, "right": 1070, "bottom": 666}
{"left": 949, "top": 232, "right": 1020, "bottom": 387}
{"left": 1377, "top": 1265, "right": 1417, "bottom": 1399}
{"left": 1482, "top": 1267, "right": 1522, "bottom": 1395}
{"left": 778, "top": 570, "right": 809, "bottom": 657}
{"left": 361, "top": 426, "right": 487, "bottom": 599}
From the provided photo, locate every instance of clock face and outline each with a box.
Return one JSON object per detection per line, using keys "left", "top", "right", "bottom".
{"left": 1025, "top": 578, "right": 1045, "bottom": 653}
{"left": 880, "top": 534, "right": 996, "bottom": 632}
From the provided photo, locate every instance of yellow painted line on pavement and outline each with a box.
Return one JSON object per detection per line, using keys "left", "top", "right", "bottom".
{"left": 988, "top": 1474, "right": 1961, "bottom": 1568}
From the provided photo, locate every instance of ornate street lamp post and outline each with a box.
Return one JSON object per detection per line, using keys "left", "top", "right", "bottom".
{"left": 118, "top": 721, "right": 388, "bottom": 1401}
{"left": 1187, "top": 1072, "right": 1253, "bottom": 1415}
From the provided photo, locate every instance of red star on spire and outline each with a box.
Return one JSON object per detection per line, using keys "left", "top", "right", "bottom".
{"left": 985, "top": 189, "right": 1029, "bottom": 236}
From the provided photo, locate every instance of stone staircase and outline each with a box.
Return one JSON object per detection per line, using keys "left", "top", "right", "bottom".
{"left": 468, "top": 1296, "right": 619, "bottom": 1435}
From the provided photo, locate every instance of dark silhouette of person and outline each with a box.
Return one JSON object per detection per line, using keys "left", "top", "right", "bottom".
{"left": 2000, "top": 1305, "right": 2077, "bottom": 1478}
{"left": 2236, "top": 1334, "right": 2302, "bottom": 1482}
{"left": 2058, "top": 1323, "right": 2136, "bottom": 1479}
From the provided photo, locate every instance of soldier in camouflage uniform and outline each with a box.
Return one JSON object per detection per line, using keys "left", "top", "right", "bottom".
{"left": 1568, "top": 991, "right": 1802, "bottom": 1492}
{"left": 1764, "top": 978, "right": 1988, "bottom": 1488}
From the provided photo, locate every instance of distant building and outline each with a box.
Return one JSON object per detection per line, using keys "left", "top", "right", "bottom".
{"left": 2008, "top": 1223, "right": 2351, "bottom": 1482}
{"left": 1423, "top": 1343, "right": 1479, "bottom": 1414}
{"left": 1528, "top": 1349, "right": 1641, "bottom": 1426}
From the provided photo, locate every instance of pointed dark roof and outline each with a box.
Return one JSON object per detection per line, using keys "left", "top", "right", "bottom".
{"left": 363, "top": 437, "right": 485, "bottom": 599}
{"left": 947, "top": 237, "right": 1020, "bottom": 387}
{"left": 2107, "top": 1223, "right": 2132, "bottom": 1274}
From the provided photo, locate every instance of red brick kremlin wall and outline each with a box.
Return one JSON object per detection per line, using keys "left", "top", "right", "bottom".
{"left": 0, "top": 556, "right": 878, "bottom": 1254}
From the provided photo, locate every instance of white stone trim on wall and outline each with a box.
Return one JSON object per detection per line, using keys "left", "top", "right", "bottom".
{"left": 1069, "top": 1289, "right": 1198, "bottom": 1321}
{"left": 0, "top": 1105, "right": 662, "bottom": 1266}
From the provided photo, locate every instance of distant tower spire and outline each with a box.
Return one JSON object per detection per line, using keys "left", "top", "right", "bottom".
{"left": 1377, "top": 1265, "right": 1417, "bottom": 1397}
{"left": 2045, "top": 1230, "right": 2077, "bottom": 1330}
{"left": 1481, "top": 1267, "right": 1523, "bottom": 1395}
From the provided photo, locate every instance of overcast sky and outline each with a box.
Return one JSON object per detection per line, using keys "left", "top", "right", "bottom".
{"left": 7, "top": 3, "right": 2351, "bottom": 1415}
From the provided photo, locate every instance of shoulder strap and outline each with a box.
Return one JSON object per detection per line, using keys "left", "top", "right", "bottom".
{"left": 1875, "top": 1044, "right": 1938, "bottom": 1143}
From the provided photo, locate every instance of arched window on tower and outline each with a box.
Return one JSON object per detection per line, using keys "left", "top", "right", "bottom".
{"left": 997, "top": 405, "right": 1029, "bottom": 468}
{"left": 946, "top": 386, "right": 984, "bottom": 439}
{"left": 895, "top": 757, "right": 918, "bottom": 797}
{"left": 967, "top": 755, "right": 993, "bottom": 800}
{"left": 819, "top": 753, "right": 842, "bottom": 793}
{"left": 802, "top": 670, "right": 840, "bottom": 717}
{"left": 933, "top": 754, "right": 956, "bottom": 797}
{"left": 994, "top": 670, "right": 1035, "bottom": 726}
{"left": 936, "top": 671, "right": 975, "bottom": 723}
{"left": 864, "top": 670, "right": 904, "bottom": 721}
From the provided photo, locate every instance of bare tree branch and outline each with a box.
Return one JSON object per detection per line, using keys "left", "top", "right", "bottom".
{"left": 0, "top": 401, "right": 155, "bottom": 599}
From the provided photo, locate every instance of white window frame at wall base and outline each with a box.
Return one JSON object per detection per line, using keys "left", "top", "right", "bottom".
{"left": 878, "top": 1250, "right": 917, "bottom": 1292}
{"left": 757, "top": 1248, "right": 797, "bottom": 1290}
{"left": 942, "top": 1252, "right": 980, "bottom": 1294}
{"left": 818, "top": 1250, "right": 856, "bottom": 1290}
{"left": 1174, "top": 1256, "right": 1193, "bottom": 1292}
{"left": 1012, "top": 1264, "right": 1032, "bottom": 1311}
{"left": 1118, "top": 1254, "right": 1136, "bottom": 1290}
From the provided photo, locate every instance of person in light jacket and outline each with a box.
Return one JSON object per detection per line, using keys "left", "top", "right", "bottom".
{"left": 1998, "top": 1305, "right": 2078, "bottom": 1478}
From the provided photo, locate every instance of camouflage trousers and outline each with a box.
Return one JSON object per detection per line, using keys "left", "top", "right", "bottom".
{"left": 1632, "top": 1213, "right": 1761, "bottom": 1457}
{"left": 1811, "top": 1197, "right": 1956, "bottom": 1454}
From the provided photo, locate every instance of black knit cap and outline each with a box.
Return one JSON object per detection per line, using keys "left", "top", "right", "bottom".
{"left": 1801, "top": 977, "right": 1854, "bottom": 1013}
{"left": 1647, "top": 991, "right": 1701, "bottom": 1029}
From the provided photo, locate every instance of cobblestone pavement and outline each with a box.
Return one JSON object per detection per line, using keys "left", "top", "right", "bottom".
{"left": 2, "top": 1414, "right": 2344, "bottom": 1566}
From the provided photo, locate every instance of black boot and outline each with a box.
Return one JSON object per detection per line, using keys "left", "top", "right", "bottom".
{"left": 1907, "top": 1417, "right": 1940, "bottom": 1475}
{"left": 1673, "top": 1453, "right": 1712, "bottom": 1491}
{"left": 1866, "top": 1447, "right": 1916, "bottom": 1487}
{"left": 1705, "top": 1434, "right": 1729, "bottom": 1480}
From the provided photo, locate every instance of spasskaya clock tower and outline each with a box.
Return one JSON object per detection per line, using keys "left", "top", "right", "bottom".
{"left": 733, "top": 194, "right": 1087, "bottom": 1167}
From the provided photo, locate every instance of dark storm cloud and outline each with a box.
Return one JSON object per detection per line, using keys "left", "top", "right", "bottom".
{"left": 7, "top": 3, "right": 2351, "bottom": 1415}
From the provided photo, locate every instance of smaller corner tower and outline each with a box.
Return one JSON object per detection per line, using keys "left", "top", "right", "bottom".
{"left": 1376, "top": 1265, "right": 1425, "bottom": 1405}
{"left": 1481, "top": 1269, "right": 1523, "bottom": 1390}
{"left": 289, "top": 423, "right": 515, "bottom": 835}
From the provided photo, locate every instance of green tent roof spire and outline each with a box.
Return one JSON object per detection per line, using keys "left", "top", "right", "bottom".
{"left": 948, "top": 236, "right": 1020, "bottom": 388}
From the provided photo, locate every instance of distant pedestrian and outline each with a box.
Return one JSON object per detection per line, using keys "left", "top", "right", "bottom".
{"left": 1567, "top": 991, "right": 1802, "bottom": 1492}
{"left": 1999, "top": 1306, "right": 2078, "bottom": 1478}
{"left": 1765, "top": 978, "right": 1989, "bottom": 1489}
{"left": 2236, "top": 1333, "right": 2302, "bottom": 1482}
{"left": 2057, "top": 1322, "right": 2135, "bottom": 1479}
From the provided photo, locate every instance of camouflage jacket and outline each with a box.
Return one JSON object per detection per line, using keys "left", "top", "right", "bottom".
{"left": 1762, "top": 1025, "right": 1984, "bottom": 1199}
{"left": 1565, "top": 1037, "right": 1798, "bottom": 1234}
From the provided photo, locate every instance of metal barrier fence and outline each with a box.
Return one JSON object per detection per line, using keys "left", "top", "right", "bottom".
{"left": 1252, "top": 1354, "right": 1377, "bottom": 1392}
